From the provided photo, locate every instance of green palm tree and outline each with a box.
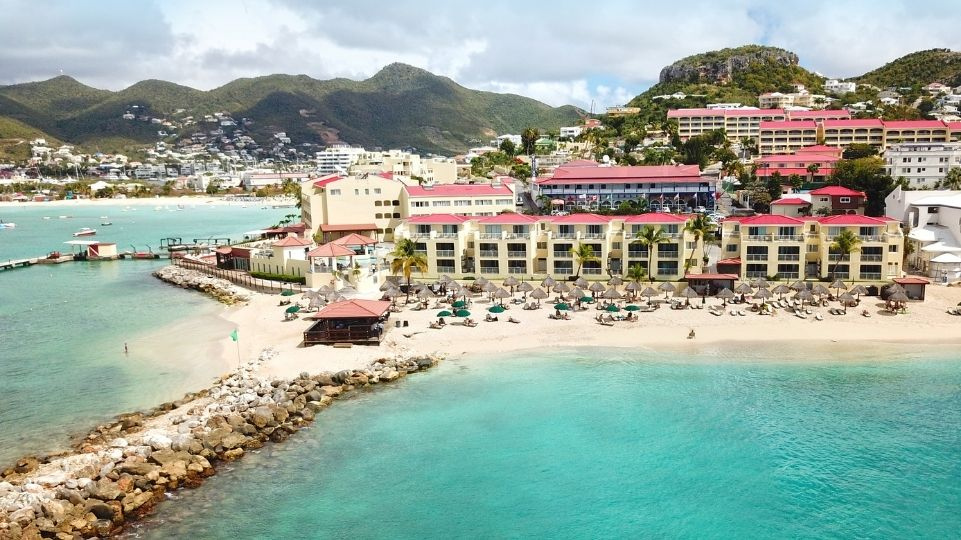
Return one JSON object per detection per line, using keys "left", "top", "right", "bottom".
{"left": 633, "top": 225, "right": 668, "bottom": 283}
{"left": 390, "top": 239, "right": 429, "bottom": 302}
{"left": 626, "top": 263, "right": 646, "bottom": 284}
{"left": 334, "top": 261, "right": 362, "bottom": 285}
{"left": 570, "top": 243, "right": 599, "bottom": 278}
{"left": 829, "top": 229, "right": 862, "bottom": 280}
{"left": 806, "top": 163, "right": 820, "bottom": 185}
{"left": 684, "top": 214, "right": 717, "bottom": 270}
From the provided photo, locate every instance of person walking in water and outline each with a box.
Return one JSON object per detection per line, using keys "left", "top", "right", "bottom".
{"left": 124, "top": 342, "right": 129, "bottom": 355}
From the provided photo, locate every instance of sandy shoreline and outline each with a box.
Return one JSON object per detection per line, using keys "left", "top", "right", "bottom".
{"left": 0, "top": 196, "right": 295, "bottom": 209}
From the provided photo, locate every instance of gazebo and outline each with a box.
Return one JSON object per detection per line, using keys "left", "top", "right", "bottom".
{"left": 307, "top": 242, "right": 356, "bottom": 273}
{"left": 892, "top": 277, "right": 930, "bottom": 301}
{"left": 330, "top": 233, "right": 378, "bottom": 256}
{"left": 303, "top": 299, "right": 391, "bottom": 345}
{"left": 684, "top": 273, "right": 738, "bottom": 296}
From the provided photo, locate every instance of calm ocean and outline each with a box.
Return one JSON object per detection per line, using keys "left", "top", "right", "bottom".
{"left": 0, "top": 202, "right": 290, "bottom": 464}
{"left": 130, "top": 345, "right": 961, "bottom": 539}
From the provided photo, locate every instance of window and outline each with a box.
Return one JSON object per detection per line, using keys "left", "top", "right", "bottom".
{"left": 412, "top": 201, "right": 428, "bottom": 208}
{"left": 664, "top": 224, "right": 679, "bottom": 234}
{"left": 726, "top": 244, "right": 738, "bottom": 252}
{"left": 393, "top": 212, "right": 401, "bottom": 218}
{"left": 384, "top": 228, "right": 393, "bottom": 234}
{"left": 375, "top": 201, "right": 382, "bottom": 206}
{"left": 454, "top": 200, "right": 472, "bottom": 206}
{"left": 819, "top": 197, "right": 829, "bottom": 203}
{"left": 612, "top": 242, "right": 622, "bottom": 250}
{"left": 889, "top": 244, "right": 898, "bottom": 252}
{"left": 375, "top": 213, "right": 383, "bottom": 219}
{"left": 329, "top": 189, "right": 341, "bottom": 195}
{"left": 354, "top": 189, "right": 360, "bottom": 195}
{"left": 839, "top": 197, "right": 851, "bottom": 203}
{"left": 433, "top": 201, "right": 451, "bottom": 207}
{"left": 364, "top": 189, "right": 369, "bottom": 195}
{"left": 392, "top": 200, "right": 400, "bottom": 206}
{"left": 374, "top": 188, "right": 381, "bottom": 194}
{"left": 383, "top": 200, "right": 392, "bottom": 205}
{"left": 415, "top": 225, "right": 431, "bottom": 235}
{"left": 495, "top": 199, "right": 513, "bottom": 205}
{"left": 807, "top": 244, "right": 818, "bottom": 253}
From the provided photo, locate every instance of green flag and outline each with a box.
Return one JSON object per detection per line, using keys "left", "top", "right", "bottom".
{"left": 229, "top": 329, "right": 239, "bottom": 342}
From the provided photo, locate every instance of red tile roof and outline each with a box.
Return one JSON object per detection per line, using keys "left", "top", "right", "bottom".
{"left": 817, "top": 215, "right": 887, "bottom": 225}
{"left": 685, "top": 273, "right": 738, "bottom": 280}
{"left": 893, "top": 277, "right": 930, "bottom": 285}
{"left": 623, "top": 213, "right": 690, "bottom": 223}
{"left": 667, "top": 108, "right": 785, "bottom": 118}
{"left": 757, "top": 153, "right": 840, "bottom": 164}
{"left": 319, "top": 223, "right": 377, "bottom": 232}
{"left": 771, "top": 197, "right": 811, "bottom": 206}
{"left": 476, "top": 213, "right": 542, "bottom": 224}
{"left": 809, "top": 185, "right": 865, "bottom": 197}
{"left": 312, "top": 174, "right": 342, "bottom": 188}
{"left": 548, "top": 213, "right": 612, "bottom": 224}
{"left": 406, "top": 214, "right": 471, "bottom": 224}
{"left": 716, "top": 257, "right": 742, "bottom": 266}
{"left": 307, "top": 242, "right": 356, "bottom": 258}
{"left": 272, "top": 235, "right": 312, "bottom": 247}
{"left": 796, "top": 145, "right": 843, "bottom": 155}
{"left": 738, "top": 214, "right": 807, "bottom": 225}
{"left": 330, "top": 233, "right": 377, "bottom": 246}
{"left": 785, "top": 110, "right": 850, "bottom": 119}
{"left": 822, "top": 119, "right": 884, "bottom": 128}
{"left": 537, "top": 164, "right": 702, "bottom": 185}
{"left": 757, "top": 167, "right": 835, "bottom": 177}
{"left": 760, "top": 120, "right": 818, "bottom": 129}
{"left": 882, "top": 120, "right": 949, "bottom": 130}
{"left": 316, "top": 299, "right": 392, "bottom": 319}
{"left": 404, "top": 183, "right": 513, "bottom": 197}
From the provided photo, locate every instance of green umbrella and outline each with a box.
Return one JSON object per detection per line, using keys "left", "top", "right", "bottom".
{"left": 554, "top": 303, "right": 570, "bottom": 311}
{"left": 285, "top": 305, "right": 301, "bottom": 314}
{"left": 624, "top": 305, "right": 640, "bottom": 311}
{"left": 488, "top": 305, "right": 506, "bottom": 313}
{"left": 580, "top": 296, "right": 594, "bottom": 303}
{"left": 452, "top": 300, "right": 467, "bottom": 308}
{"left": 455, "top": 309, "right": 471, "bottom": 317}
{"left": 606, "top": 304, "right": 621, "bottom": 312}
{"left": 280, "top": 290, "right": 295, "bottom": 296}
{"left": 436, "top": 310, "right": 453, "bottom": 317}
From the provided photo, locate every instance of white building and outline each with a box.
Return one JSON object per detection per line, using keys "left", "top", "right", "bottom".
{"left": 885, "top": 143, "right": 961, "bottom": 188}
{"left": 315, "top": 144, "right": 366, "bottom": 175}
{"left": 559, "top": 126, "right": 583, "bottom": 139}
{"left": 492, "top": 134, "right": 522, "bottom": 148}
{"left": 887, "top": 188, "right": 961, "bottom": 282}
{"left": 824, "top": 79, "right": 857, "bottom": 95}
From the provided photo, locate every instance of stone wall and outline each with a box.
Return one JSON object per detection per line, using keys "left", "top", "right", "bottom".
{"left": 153, "top": 265, "right": 251, "bottom": 305}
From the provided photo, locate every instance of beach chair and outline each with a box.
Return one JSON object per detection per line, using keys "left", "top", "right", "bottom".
{"left": 814, "top": 312, "right": 824, "bottom": 321}
{"left": 508, "top": 317, "right": 521, "bottom": 324}
{"left": 949, "top": 308, "right": 960, "bottom": 316}
{"left": 738, "top": 310, "right": 746, "bottom": 316}
{"left": 429, "top": 322, "right": 442, "bottom": 329}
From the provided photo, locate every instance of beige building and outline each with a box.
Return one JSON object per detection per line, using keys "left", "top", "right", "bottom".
{"left": 668, "top": 108, "right": 851, "bottom": 143}
{"left": 718, "top": 214, "right": 903, "bottom": 281}
{"left": 758, "top": 119, "right": 961, "bottom": 156}
{"left": 393, "top": 212, "right": 704, "bottom": 281}
{"left": 351, "top": 150, "right": 457, "bottom": 184}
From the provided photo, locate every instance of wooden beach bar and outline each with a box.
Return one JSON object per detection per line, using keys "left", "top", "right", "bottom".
{"left": 303, "top": 299, "right": 391, "bottom": 345}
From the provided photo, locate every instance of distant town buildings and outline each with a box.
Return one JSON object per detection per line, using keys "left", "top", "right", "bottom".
{"left": 885, "top": 142, "right": 961, "bottom": 188}
{"left": 668, "top": 108, "right": 851, "bottom": 144}
{"left": 824, "top": 79, "right": 857, "bottom": 95}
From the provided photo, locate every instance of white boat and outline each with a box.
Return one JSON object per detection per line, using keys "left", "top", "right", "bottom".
{"left": 0, "top": 222, "right": 16, "bottom": 229}
{"left": 73, "top": 227, "right": 97, "bottom": 237}
{"left": 101, "top": 221, "right": 113, "bottom": 226}
{"left": 42, "top": 216, "right": 51, "bottom": 220}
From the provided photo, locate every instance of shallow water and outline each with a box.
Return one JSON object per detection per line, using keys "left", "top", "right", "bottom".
{"left": 0, "top": 203, "right": 288, "bottom": 463}
{"left": 131, "top": 345, "right": 961, "bottom": 539}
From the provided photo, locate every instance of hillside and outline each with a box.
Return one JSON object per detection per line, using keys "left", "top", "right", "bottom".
{"left": 0, "top": 116, "right": 61, "bottom": 161}
{"left": 0, "top": 65, "right": 581, "bottom": 156}
{"left": 627, "top": 45, "right": 825, "bottom": 125}
{"left": 855, "top": 48, "right": 961, "bottom": 88}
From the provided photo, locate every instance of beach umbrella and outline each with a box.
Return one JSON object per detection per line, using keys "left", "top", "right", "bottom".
{"left": 602, "top": 288, "right": 622, "bottom": 300}
{"left": 606, "top": 304, "right": 621, "bottom": 312}
{"left": 640, "top": 286, "right": 658, "bottom": 298}
{"left": 452, "top": 300, "right": 467, "bottom": 308}
{"left": 580, "top": 296, "right": 595, "bottom": 304}
{"left": 483, "top": 281, "right": 498, "bottom": 292}
{"left": 608, "top": 276, "right": 624, "bottom": 287}
{"left": 623, "top": 281, "right": 640, "bottom": 292}
{"left": 589, "top": 282, "right": 606, "bottom": 294}
{"left": 715, "top": 287, "right": 734, "bottom": 304}
{"left": 850, "top": 284, "right": 869, "bottom": 300}
{"left": 530, "top": 288, "right": 548, "bottom": 300}
{"left": 436, "top": 310, "right": 453, "bottom": 318}
{"left": 554, "top": 302, "right": 570, "bottom": 311}
{"left": 385, "top": 287, "right": 404, "bottom": 298}
{"left": 379, "top": 281, "right": 396, "bottom": 291}
{"left": 750, "top": 278, "right": 770, "bottom": 289}
{"left": 887, "top": 283, "right": 906, "bottom": 294}
{"left": 541, "top": 276, "right": 556, "bottom": 289}
{"left": 830, "top": 279, "right": 847, "bottom": 296}
{"left": 416, "top": 288, "right": 433, "bottom": 300}
{"left": 789, "top": 280, "right": 807, "bottom": 291}
{"left": 772, "top": 284, "right": 791, "bottom": 299}
{"left": 624, "top": 304, "right": 641, "bottom": 311}
{"left": 439, "top": 274, "right": 454, "bottom": 284}
{"left": 503, "top": 276, "right": 520, "bottom": 293}
{"left": 285, "top": 305, "right": 301, "bottom": 314}
{"left": 280, "top": 289, "right": 296, "bottom": 297}
{"left": 317, "top": 284, "right": 334, "bottom": 295}
{"left": 517, "top": 281, "right": 534, "bottom": 293}
{"left": 454, "top": 309, "right": 471, "bottom": 318}
{"left": 574, "top": 276, "right": 588, "bottom": 288}
{"left": 488, "top": 305, "right": 506, "bottom": 314}
{"left": 812, "top": 284, "right": 830, "bottom": 297}
{"left": 569, "top": 287, "right": 585, "bottom": 300}
{"left": 888, "top": 291, "right": 909, "bottom": 303}
{"left": 838, "top": 292, "right": 856, "bottom": 313}
{"left": 734, "top": 283, "right": 753, "bottom": 294}
{"left": 676, "top": 287, "right": 699, "bottom": 299}
{"left": 475, "top": 276, "right": 490, "bottom": 287}
{"left": 658, "top": 282, "right": 676, "bottom": 299}
{"left": 754, "top": 288, "right": 773, "bottom": 300}
{"left": 493, "top": 288, "right": 512, "bottom": 305}
{"left": 330, "top": 294, "right": 347, "bottom": 303}
{"left": 553, "top": 282, "right": 571, "bottom": 294}
{"left": 795, "top": 289, "right": 814, "bottom": 305}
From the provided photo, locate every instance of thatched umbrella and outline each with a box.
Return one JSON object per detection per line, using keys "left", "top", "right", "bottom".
{"left": 623, "top": 281, "right": 640, "bottom": 299}
{"left": 888, "top": 291, "right": 909, "bottom": 303}
{"left": 517, "top": 281, "right": 534, "bottom": 299}
{"left": 493, "top": 287, "right": 512, "bottom": 305}
{"left": 529, "top": 287, "right": 548, "bottom": 306}
{"left": 439, "top": 274, "right": 454, "bottom": 284}
{"left": 317, "top": 284, "right": 335, "bottom": 295}
{"left": 657, "top": 282, "right": 676, "bottom": 300}
{"left": 789, "top": 280, "right": 807, "bottom": 291}
{"left": 772, "top": 284, "right": 791, "bottom": 299}
{"left": 553, "top": 282, "right": 571, "bottom": 294}
{"left": 329, "top": 293, "right": 347, "bottom": 303}
{"left": 416, "top": 288, "right": 433, "bottom": 300}
{"left": 589, "top": 282, "right": 606, "bottom": 297}
{"left": 830, "top": 279, "right": 847, "bottom": 297}
{"left": 734, "top": 282, "right": 754, "bottom": 294}
{"left": 676, "top": 287, "right": 699, "bottom": 299}
{"left": 838, "top": 292, "right": 856, "bottom": 313}
{"left": 503, "top": 275, "right": 520, "bottom": 292}
{"left": 795, "top": 289, "right": 814, "bottom": 306}
{"left": 379, "top": 281, "right": 395, "bottom": 292}
{"left": 812, "top": 284, "right": 830, "bottom": 297}
{"left": 569, "top": 287, "right": 586, "bottom": 301}
{"left": 483, "top": 281, "right": 498, "bottom": 293}
{"left": 751, "top": 277, "right": 770, "bottom": 289}
{"left": 574, "top": 276, "right": 589, "bottom": 288}
{"left": 754, "top": 288, "right": 773, "bottom": 300}
{"left": 640, "top": 286, "right": 658, "bottom": 299}
{"left": 887, "top": 283, "right": 906, "bottom": 294}
{"left": 608, "top": 276, "right": 624, "bottom": 287}
{"left": 541, "top": 276, "right": 556, "bottom": 290}
{"left": 715, "top": 287, "right": 734, "bottom": 304}
{"left": 601, "top": 288, "right": 622, "bottom": 300}
{"left": 850, "top": 284, "right": 869, "bottom": 300}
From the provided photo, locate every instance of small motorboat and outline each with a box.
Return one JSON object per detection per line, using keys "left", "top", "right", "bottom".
{"left": 0, "top": 222, "right": 15, "bottom": 229}
{"left": 73, "top": 227, "right": 97, "bottom": 237}
{"left": 101, "top": 220, "right": 113, "bottom": 226}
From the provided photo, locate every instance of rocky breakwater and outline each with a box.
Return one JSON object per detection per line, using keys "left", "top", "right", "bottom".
{"left": 153, "top": 265, "right": 251, "bottom": 305}
{"left": 0, "top": 350, "right": 440, "bottom": 539}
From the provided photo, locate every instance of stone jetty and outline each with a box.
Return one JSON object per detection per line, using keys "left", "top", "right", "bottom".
{"left": 152, "top": 266, "right": 251, "bottom": 305}
{"left": 0, "top": 349, "right": 440, "bottom": 539}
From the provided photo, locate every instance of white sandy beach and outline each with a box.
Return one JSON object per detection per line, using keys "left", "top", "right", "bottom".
{"left": 0, "top": 195, "right": 295, "bottom": 208}
{"left": 209, "top": 279, "right": 961, "bottom": 380}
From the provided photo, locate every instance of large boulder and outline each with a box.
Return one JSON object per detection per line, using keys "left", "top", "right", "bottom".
{"left": 202, "top": 427, "right": 232, "bottom": 450}
{"left": 249, "top": 406, "right": 273, "bottom": 429}
{"left": 84, "top": 500, "right": 115, "bottom": 521}
{"left": 220, "top": 433, "right": 248, "bottom": 450}
{"left": 85, "top": 479, "right": 123, "bottom": 501}
{"left": 142, "top": 431, "right": 173, "bottom": 451}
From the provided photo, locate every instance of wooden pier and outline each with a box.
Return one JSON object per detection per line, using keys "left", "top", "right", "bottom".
{"left": 0, "top": 258, "right": 38, "bottom": 271}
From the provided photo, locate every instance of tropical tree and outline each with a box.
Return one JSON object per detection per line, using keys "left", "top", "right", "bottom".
{"left": 570, "top": 243, "right": 599, "bottom": 278}
{"left": 829, "top": 229, "right": 862, "bottom": 280}
{"left": 940, "top": 167, "right": 961, "bottom": 189}
{"left": 333, "top": 261, "right": 362, "bottom": 285}
{"left": 626, "top": 263, "right": 646, "bottom": 285}
{"left": 521, "top": 127, "right": 540, "bottom": 155}
{"left": 806, "top": 163, "right": 820, "bottom": 184}
{"left": 499, "top": 139, "right": 516, "bottom": 157}
{"left": 390, "top": 238, "right": 429, "bottom": 302}
{"left": 684, "top": 214, "right": 716, "bottom": 270}
{"left": 633, "top": 225, "right": 669, "bottom": 282}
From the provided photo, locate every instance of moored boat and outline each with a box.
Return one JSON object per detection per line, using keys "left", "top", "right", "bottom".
{"left": 72, "top": 227, "right": 97, "bottom": 237}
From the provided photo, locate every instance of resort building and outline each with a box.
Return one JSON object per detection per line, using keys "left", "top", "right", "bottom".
{"left": 755, "top": 146, "right": 841, "bottom": 184}
{"left": 808, "top": 185, "right": 867, "bottom": 215}
{"left": 392, "top": 212, "right": 704, "bottom": 281}
{"left": 885, "top": 142, "right": 961, "bottom": 188}
{"left": 889, "top": 189, "right": 961, "bottom": 282}
{"left": 533, "top": 163, "right": 716, "bottom": 213}
{"left": 758, "top": 119, "right": 961, "bottom": 156}
{"left": 824, "top": 79, "right": 857, "bottom": 95}
{"left": 403, "top": 180, "right": 517, "bottom": 218}
{"left": 719, "top": 214, "right": 904, "bottom": 281}
{"left": 248, "top": 233, "right": 382, "bottom": 290}
{"left": 351, "top": 150, "right": 457, "bottom": 184}
{"left": 315, "top": 144, "right": 366, "bottom": 175}
{"left": 668, "top": 108, "right": 850, "bottom": 143}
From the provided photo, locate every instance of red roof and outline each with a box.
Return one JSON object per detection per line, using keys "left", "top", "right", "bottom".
{"left": 947, "top": 122, "right": 961, "bottom": 131}
{"left": 319, "top": 223, "right": 377, "bottom": 232}
{"left": 476, "top": 213, "right": 542, "bottom": 224}
{"left": 312, "top": 174, "right": 342, "bottom": 188}
{"left": 307, "top": 242, "right": 355, "bottom": 258}
{"left": 738, "top": 214, "right": 806, "bottom": 225}
{"left": 316, "top": 299, "right": 391, "bottom": 319}
{"left": 563, "top": 159, "right": 601, "bottom": 168}
{"left": 771, "top": 197, "right": 811, "bottom": 206}
{"left": 330, "top": 233, "right": 377, "bottom": 246}
{"left": 882, "top": 120, "right": 949, "bottom": 130}
{"left": 685, "top": 273, "right": 738, "bottom": 280}
{"left": 760, "top": 120, "right": 817, "bottom": 129}
{"left": 548, "top": 213, "right": 611, "bottom": 224}
{"left": 404, "top": 183, "right": 513, "bottom": 197}
{"left": 893, "top": 277, "right": 930, "bottom": 285}
{"left": 823, "top": 119, "right": 884, "bottom": 128}
{"left": 796, "top": 145, "right": 843, "bottom": 155}
{"left": 809, "top": 185, "right": 865, "bottom": 197}
{"left": 785, "top": 110, "right": 850, "bottom": 119}
{"left": 817, "top": 215, "right": 887, "bottom": 225}
{"left": 538, "top": 164, "right": 702, "bottom": 185}
{"left": 406, "top": 213, "right": 470, "bottom": 224}
{"left": 716, "top": 257, "right": 742, "bottom": 266}
{"left": 623, "top": 213, "right": 689, "bottom": 223}
{"left": 272, "top": 235, "right": 312, "bottom": 247}
{"left": 667, "top": 108, "right": 784, "bottom": 118}
{"left": 757, "top": 167, "right": 835, "bottom": 177}
{"left": 757, "top": 153, "right": 840, "bottom": 164}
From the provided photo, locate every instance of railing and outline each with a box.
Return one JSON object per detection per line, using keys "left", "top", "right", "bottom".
{"left": 479, "top": 250, "right": 499, "bottom": 257}
{"left": 832, "top": 272, "right": 851, "bottom": 279}
{"left": 582, "top": 233, "right": 606, "bottom": 239}
{"left": 436, "top": 250, "right": 455, "bottom": 257}
{"left": 827, "top": 254, "right": 845, "bottom": 261}
{"left": 627, "top": 251, "right": 648, "bottom": 259}
{"left": 304, "top": 326, "right": 381, "bottom": 345}
{"left": 411, "top": 233, "right": 431, "bottom": 239}
{"left": 777, "top": 254, "right": 800, "bottom": 261}
{"left": 778, "top": 272, "right": 800, "bottom": 279}
{"left": 745, "top": 271, "right": 767, "bottom": 278}
{"left": 860, "top": 255, "right": 883, "bottom": 262}
{"left": 658, "top": 251, "right": 680, "bottom": 259}
{"left": 773, "top": 235, "right": 804, "bottom": 242}
{"left": 480, "top": 233, "right": 501, "bottom": 239}
{"left": 436, "top": 233, "right": 458, "bottom": 238}
{"left": 553, "top": 252, "right": 572, "bottom": 258}
{"left": 554, "top": 268, "right": 573, "bottom": 275}
{"left": 504, "top": 233, "right": 527, "bottom": 239}
{"left": 507, "top": 267, "right": 527, "bottom": 274}
{"left": 583, "top": 268, "right": 603, "bottom": 275}
{"left": 860, "top": 272, "right": 882, "bottom": 280}
{"left": 479, "top": 267, "right": 500, "bottom": 274}
{"left": 507, "top": 251, "right": 527, "bottom": 257}
{"left": 859, "top": 235, "right": 883, "bottom": 242}
{"left": 745, "top": 254, "right": 768, "bottom": 261}
{"left": 173, "top": 258, "right": 308, "bottom": 293}
{"left": 437, "top": 266, "right": 456, "bottom": 274}
{"left": 554, "top": 233, "right": 577, "bottom": 239}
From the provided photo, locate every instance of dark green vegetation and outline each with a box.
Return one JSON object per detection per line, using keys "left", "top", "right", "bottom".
{"left": 0, "top": 64, "right": 581, "bottom": 156}
{"left": 855, "top": 49, "right": 961, "bottom": 88}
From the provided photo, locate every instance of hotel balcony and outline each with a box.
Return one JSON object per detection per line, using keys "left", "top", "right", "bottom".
{"left": 778, "top": 254, "right": 801, "bottom": 261}
{"left": 746, "top": 234, "right": 804, "bottom": 242}
{"left": 658, "top": 251, "right": 680, "bottom": 259}
{"left": 860, "top": 255, "right": 883, "bottom": 262}
{"left": 626, "top": 251, "right": 649, "bottom": 259}
{"left": 553, "top": 251, "right": 572, "bottom": 258}
{"left": 479, "top": 267, "right": 500, "bottom": 274}
{"left": 479, "top": 233, "right": 501, "bottom": 239}
{"left": 554, "top": 233, "right": 577, "bottom": 239}
{"left": 479, "top": 250, "right": 499, "bottom": 258}
{"left": 859, "top": 272, "right": 882, "bottom": 280}
{"left": 507, "top": 267, "right": 527, "bottom": 274}
{"left": 582, "top": 268, "right": 603, "bottom": 275}
{"left": 436, "top": 232, "right": 458, "bottom": 238}
{"left": 582, "top": 233, "right": 606, "bottom": 239}
{"left": 507, "top": 251, "right": 527, "bottom": 258}
{"left": 554, "top": 268, "right": 574, "bottom": 275}
{"left": 435, "top": 250, "right": 455, "bottom": 257}
{"left": 745, "top": 254, "right": 768, "bottom": 261}
{"left": 745, "top": 270, "right": 767, "bottom": 278}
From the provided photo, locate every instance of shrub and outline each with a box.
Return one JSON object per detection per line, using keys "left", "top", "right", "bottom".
{"left": 250, "top": 271, "right": 306, "bottom": 284}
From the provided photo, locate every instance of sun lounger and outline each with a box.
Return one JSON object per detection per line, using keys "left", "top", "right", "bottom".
{"left": 862, "top": 310, "right": 871, "bottom": 318}
{"left": 598, "top": 321, "right": 615, "bottom": 326}
{"left": 738, "top": 310, "right": 746, "bottom": 316}
{"left": 508, "top": 317, "right": 520, "bottom": 324}
{"left": 949, "top": 308, "right": 960, "bottom": 316}
{"left": 814, "top": 312, "right": 823, "bottom": 321}
{"left": 429, "top": 322, "right": 442, "bottom": 329}
{"left": 795, "top": 311, "right": 807, "bottom": 319}
{"left": 710, "top": 309, "right": 723, "bottom": 316}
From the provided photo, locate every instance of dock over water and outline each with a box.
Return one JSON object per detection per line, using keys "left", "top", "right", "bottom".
{"left": 0, "top": 258, "right": 38, "bottom": 271}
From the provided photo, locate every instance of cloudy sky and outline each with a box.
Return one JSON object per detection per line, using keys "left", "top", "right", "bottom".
{"left": 2, "top": 0, "right": 959, "bottom": 110}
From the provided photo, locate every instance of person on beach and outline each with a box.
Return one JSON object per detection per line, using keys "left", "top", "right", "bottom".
{"left": 124, "top": 342, "right": 129, "bottom": 354}
{"left": 688, "top": 329, "right": 696, "bottom": 339}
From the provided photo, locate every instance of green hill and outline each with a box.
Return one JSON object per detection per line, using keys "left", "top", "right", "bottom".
{"left": 0, "top": 65, "right": 582, "bottom": 155}
{"left": 0, "top": 116, "right": 61, "bottom": 161}
{"left": 855, "top": 48, "right": 961, "bottom": 88}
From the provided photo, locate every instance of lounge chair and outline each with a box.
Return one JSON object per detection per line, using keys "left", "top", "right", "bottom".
{"left": 949, "top": 308, "right": 960, "bottom": 316}
{"left": 729, "top": 309, "right": 738, "bottom": 316}
{"left": 429, "top": 322, "right": 442, "bottom": 329}
{"left": 508, "top": 317, "right": 520, "bottom": 324}
{"left": 862, "top": 310, "right": 871, "bottom": 318}
{"left": 795, "top": 311, "right": 807, "bottom": 319}
{"left": 738, "top": 310, "right": 746, "bottom": 316}
{"left": 814, "top": 312, "right": 824, "bottom": 321}
{"left": 598, "top": 320, "right": 615, "bottom": 326}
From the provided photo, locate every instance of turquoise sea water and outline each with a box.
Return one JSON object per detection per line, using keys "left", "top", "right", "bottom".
{"left": 131, "top": 346, "right": 961, "bottom": 539}
{"left": 0, "top": 202, "right": 289, "bottom": 464}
